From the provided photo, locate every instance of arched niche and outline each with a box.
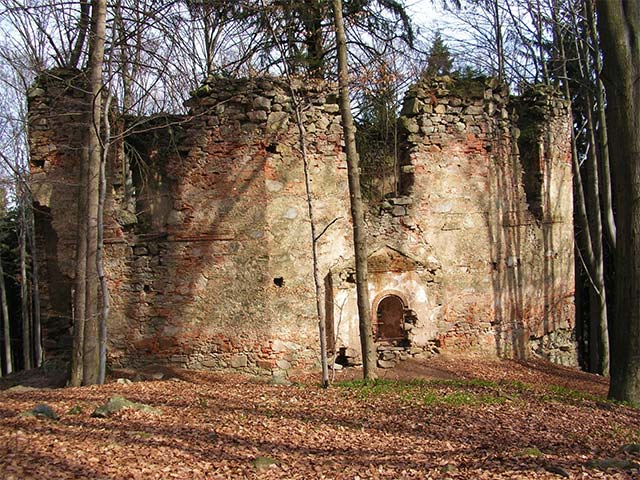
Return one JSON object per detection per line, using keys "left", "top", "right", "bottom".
{"left": 371, "top": 290, "right": 409, "bottom": 343}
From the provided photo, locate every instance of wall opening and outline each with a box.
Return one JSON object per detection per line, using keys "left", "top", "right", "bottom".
{"left": 374, "top": 294, "right": 407, "bottom": 343}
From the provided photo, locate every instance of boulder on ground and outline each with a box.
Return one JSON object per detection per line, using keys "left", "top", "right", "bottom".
{"left": 91, "top": 396, "right": 161, "bottom": 418}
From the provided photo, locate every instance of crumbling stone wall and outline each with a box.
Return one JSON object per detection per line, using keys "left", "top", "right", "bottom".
{"left": 29, "top": 72, "right": 576, "bottom": 375}
{"left": 30, "top": 72, "right": 354, "bottom": 375}
{"left": 331, "top": 77, "right": 575, "bottom": 366}
{"left": 28, "top": 69, "right": 89, "bottom": 360}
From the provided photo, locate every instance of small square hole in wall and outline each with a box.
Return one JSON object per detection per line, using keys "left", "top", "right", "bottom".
{"left": 273, "top": 277, "right": 285, "bottom": 287}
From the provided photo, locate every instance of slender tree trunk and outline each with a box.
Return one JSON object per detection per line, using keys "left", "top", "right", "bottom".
{"left": 19, "top": 191, "right": 31, "bottom": 371}
{"left": 596, "top": 0, "right": 640, "bottom": 405}
{"left": 260, "top": 0, "right": 330, "bottom": 386}
{"left": 491, "top": 0, "right": 504, "bottom": 83}
{"left": 294, "top": 103, "right": 329, "bottom": 387}
{"left": 0, "top": 250, "right": 12, "bottom": 375}
{"left": 27, "top": 211, "right": 42, "bottom": 368}
{"left": 115, "top": 1, "right": 132, "bottom": 112}
{"left": 303, "top": 0, "right": 325, "bottom": 78}
{"left": 68, "top": 1, "right": 91, "bottom": 69}
{"left": 97, "top": 91, "right": 112, "bottom": 385}
{"left": 82, "top": 0, "right": 107, "bottom": 386}
{"left": 582, "top": 93, "right": 609, "bottom": 376}
{"left": 534, "top": 0, "right": 549, "bottom": 84}
{"left": 332, "top": 0, "right": 377, "bottom": 382}
{"left": 557, "top": 29, "right": 601, "bottom": 372}
{"left": 575, "top": 7, "right": 610, "bottom": 375}
{"left": 70, "top": 145, "right": 89, "bottom": 386}
{"left": 585, "top": 0, "right": 616, "bottom": 250}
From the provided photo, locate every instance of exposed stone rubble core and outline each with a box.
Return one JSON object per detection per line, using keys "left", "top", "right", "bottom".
{"left": 28, "top": 71, "right": 576, "bottom": 377}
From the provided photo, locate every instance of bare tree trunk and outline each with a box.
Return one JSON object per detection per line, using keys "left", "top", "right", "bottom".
{"left": 26, "top": 205, "right": 42, "bottom": 368}
{"left": 332, "top": 0, "right": 377, "bottom": 382}
{"left": 260, "top": 0, "right": 330, "bottom": 386}
{"left": 70, "top": 144, "right": 89, "bottom": 386}
{"left": 491, "top": 0, "right": 505, "bottom": 83}
{"left": 596, "top": 0, "right": 640, "bottom": 406}
{"left": 574, "top": 2, "right": 609, "bottom": 375}
{"left": 82, "top": 0, "right": 107, "bottom": 386}
{"left": 294, "top": 103, "right": 329, "bottom": 387}
{"left": 585, "top": 0, "right": 616, "bottom": 250}
{"left": 533, "top": 0, "right": 549, "bottom": 84}
{"left": 557, "top": 5, "right": 610, "bottom": 375}
{"left": 68, "top": 1, "right": 91, "bottom": 69}
{"left": 557, "top": 28, "right": 601, "bottom": 372}
{"left": 0, "top": 247, "right": 11, "bottom": 375}
{"left": 97, "top": 90, "right": 112, "bottom": 385}
{"left": 582, "top": 91, "right": 609, "bottom": 376}
{"left": 19, "top": 189, "right": 31, "bottom": 370}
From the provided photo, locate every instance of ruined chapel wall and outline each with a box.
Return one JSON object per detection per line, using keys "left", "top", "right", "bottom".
{"left": 393, "top": 77, "right": 575, "bottom": 363}
{"left": 28, "top": 69, "right": 90, "bottom": 360}
{"left": 29, "top": 71, "right": 575, "bottom": 371}
{"left": 33, "top": 75, "right": 353, "bottom": 372}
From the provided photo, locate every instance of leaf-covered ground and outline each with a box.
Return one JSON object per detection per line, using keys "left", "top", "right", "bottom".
{"left": 1, "top": 355, "right": 638, "bottom": 479}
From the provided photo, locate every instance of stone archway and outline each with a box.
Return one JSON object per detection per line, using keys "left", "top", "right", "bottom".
{"left": 372, "top": 291, "right": 409, "bottom": 343}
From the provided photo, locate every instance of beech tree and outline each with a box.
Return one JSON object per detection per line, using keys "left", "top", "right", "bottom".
{"left": 333, "top": 0, "right": 377, "bottom": 382}
{"left": 70, "top": 0, "right": 107, "bottom": 386}
{"left": 0, "top": 188, "right": 12, "bottom": 375}
{"left": 596, "top": 0, "right": 640, "bottom": 405}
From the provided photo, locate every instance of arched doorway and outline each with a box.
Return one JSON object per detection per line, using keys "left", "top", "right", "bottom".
{"left": 374, "top": 294, "right": 407, "bottom": 343}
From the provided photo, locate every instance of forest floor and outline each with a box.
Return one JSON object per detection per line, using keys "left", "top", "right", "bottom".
{"left": 0, "top": 354, "right": 639, "bottom": 479}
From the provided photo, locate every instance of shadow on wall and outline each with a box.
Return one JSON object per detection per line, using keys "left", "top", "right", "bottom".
{"left": 486, "top": 92, "right": 573, "bottom": 361}
{"left": 113, "top": 108, "right": 273, "bottom": 368}
{"left": 486, "top": 123, "right": 528, "bottom": 359}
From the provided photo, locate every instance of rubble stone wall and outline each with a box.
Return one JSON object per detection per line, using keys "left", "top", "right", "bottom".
{"left": 332, "top": 78, "right": 575, "bottom": 366}
{"left": 28, "top": 71, "right": 576, "bottom": 375}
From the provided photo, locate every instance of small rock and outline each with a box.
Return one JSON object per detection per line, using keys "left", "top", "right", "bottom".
{"left": 381, "top": 351, "right": 396, "bottom": 361}
{"left": 283, "top": 207, "right": 298, "bottom": 220}
{"left": 391, "top": 205, "right": 406, "bottom": 217}
{"left": 6, "top": 385, "right": 37, "bottom": 393}
{"left": 400, "top": 97, "right": 423, "bottom": 116}
{"left": 116, "top": 378, "right": 132, "bottom": 385}
{"left": 230, "top": 354, "right": 248, "bottom": 368}
{"left": 270, "top": 373, "right": 292, "bottom": 386}
{"left": 544, "top": 465, "right": 569, "bottom": 478}
{"left": 151, "top": 372, "right": 164, "bottom": 380}
{"left": 330, "top": 363, "right": 343, "bottom": 371}
{"left": 247, "top": 110, "right": 268, "bottom": 122}
{"left": 92, "top": 396, "right": 161, "bottom": 418}
{"left": 20, "top": 404, "right": 59, "bottom": 421}
{"left": 587, "top": 458, "right": 640, "bottom": 470}
{"left": 275, "top": 359, "right": 291, "bottom": 370}
{"left": 252, "top": 456, "right": 279, "bottom": 471}
{"left": 27, "top": 87, "right": 45, "bottom": 98}
{"left": 377, "top": 359, "right": 396, "bottom": 369}
{"left": 252, "top": 96, "right": 271, "bottom": 110}
{"left": 266, "top": 111, "right": 289, "bottom": 133}
{"left": 67, "top": 406, "right": 83, "bottom": 415}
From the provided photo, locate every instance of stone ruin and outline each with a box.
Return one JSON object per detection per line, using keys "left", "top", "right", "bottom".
{"left": 28, "top": 69, "right": 576, "bottom": 377}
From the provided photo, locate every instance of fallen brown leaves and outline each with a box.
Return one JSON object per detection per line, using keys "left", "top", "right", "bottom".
{"left": 0, "top": 355, "right": 638, "bottom": 479}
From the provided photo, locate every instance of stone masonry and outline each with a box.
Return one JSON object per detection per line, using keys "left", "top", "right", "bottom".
{"left": 28, "top": 70, "right": 576, "bottom": 377}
